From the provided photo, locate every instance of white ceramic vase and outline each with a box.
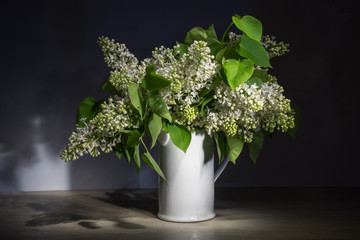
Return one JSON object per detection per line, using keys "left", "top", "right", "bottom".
{"left": 157, "top": 131, "right": 228, "bottom": 222}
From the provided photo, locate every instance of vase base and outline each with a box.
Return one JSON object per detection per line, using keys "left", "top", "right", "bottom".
{"left": 157, "top": 212, "right": 216, "bottom": 223}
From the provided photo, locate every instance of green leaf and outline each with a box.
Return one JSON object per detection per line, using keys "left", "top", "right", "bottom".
{"left": 148, "top": 113, "right": 162, "bottom": 149}
{"left": 129, "top": 144, "right": 141, "bottom": 173}
{"left": 77, "top": 97, "right": 96, "bottom": 127}
{"left": 287, "top": 103, "right": 301, "bottom": 138}
{"left": 251, "top": 69, "right": 268, "bottom": 81}
{"left": 113, "top": 142, "right": 123, "bottom": 160}
{"left": 200, "top": 72, "right": 221, "bottom": 97}
{"left": 207, "top": 24, "right": 218, "bottom": 40}
{"left": 118, "top": 129, "right": 131, "bottom": 134}
{"left": 237, "top": 34, "right": 272, "bottom": 68}
{"left": 127, "top": 130, "right": 140, "bottom": 147}
{"left": 115, "top": 151, "right": 122, "bottom": 160}
{"left": 214, "top": 132, "right": 227, "bottom": 163}
{"left": 148, "top": 93, "right": 172, "bottom": 122}
{"left": 176, "top": 42, "right": 189, "bottom": 56}
{"left": 232, "top": 15, "right": 262, "bottom": 42}
{"left": 91, "top": 100, "right": 104, "bottom": 116}
{"left": 167, "top": 123, "right": 191, "bottom": 153}
{"left": 162, "top": 120, "right": 169, "bottom": 132}
{"left": 246, "top": 76, "right": 264, "bottom": 88}
{"left": 128, "top": 83, "right": 145, "bottom": 118}
{"left": 121, "top": 143, "right": 132, "bottom": 164}
{"left": 207, "top": 38, "right": 222, "bottom": 56}
{"left": 215, "top": 47, "right": 239, "bottom": 64}
{"left": 142, "top": 65, "right": 171, "bottom": 91}
{"left": 102, "top": 81, "right": 119, "bottom": 95}
{"left": 200, "top": 96, "right": 214, "bottom": 116}
{"left": 226, "top": 135, "right": 244, "bottom": 164}
{"left": 206, "top": 25, "right": 221, "bottom": 56}
{"left": 185, "top": 27, "right": 208, "bottom": 44}
{"left": 248, "top": 131, "right": 264, "bottom": 164}
{"left": 185, "top": 25, "right": 220, "bottom": 55}
{"left": 223, "top": 59, "right": 254, "bottom": 91}
{"left": 218, "top": 68, "right": 228, "bottom": 85}
{"left": 142, "top": 152, "right": 166, "bottom": 181}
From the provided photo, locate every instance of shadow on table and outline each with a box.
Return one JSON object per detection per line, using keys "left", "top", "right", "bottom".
{"left": 95, "top": 189, "right": 158, "bottom": 217}
{"left": 25, "top": 200, "right": 92, "bottom": 227}
{"left": 24, "top": 190, "right": 156, "bottom": 230}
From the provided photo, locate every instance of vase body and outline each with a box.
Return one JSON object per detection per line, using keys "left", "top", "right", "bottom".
{"left": 157, "top": 131, "right": 216, "bottom": 222}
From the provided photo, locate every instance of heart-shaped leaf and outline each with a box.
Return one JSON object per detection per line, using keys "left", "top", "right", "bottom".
{"left": 148, "top": 113, "right": 163, "bottom": 149}
{"left": 167, "top": 123, "right": 191, "bottom": 153}
{"left": 246, "top": 76, "right": 264, "bottom": 88}
{"left": 215, "top": 47, "right": 239, "bottom": 63}
{"left": 226, "top": 135, "right": 244, "bottom": 164}
{"left": 237, "top": 34, "right": 272, "bottom": 68}
{"left": 185, "top": 27, "right": 208, "bottom": 44}
{"left": 223, "top": 59, "right": 254, "bottom": 91}
{"left": 214, "top": 132, "right": 227, "bottom": 164}
{"left": 128, "top": 83, "right": 145, "bottom": 118}
{"left": 127, "top": 130, "right": 140, "bottom": 147}
{"left": 142, "top": 65, "right": 171, "bottom": 91}
{"left": 176, "top": 42, "right": 189, "bottom": 56}
{"left": 207, "top": 24, "right": 218, "bottom": 40}
{"left": 232, "top": 15, "right": 262, "bottom": 42}
{"left": 128, "top": 144, "right": 141, "bottom": 173}
{"left": 102, "top": 81, "right": 119, "bottom": 95}
{"left": 148, "top": 93, "right": 172, "bottom": 122}
{"left": 77, "top": 97, "right": 97, "bottom": 127}
{"left": 248, "top": 131, "right": 264, "bottom": 163}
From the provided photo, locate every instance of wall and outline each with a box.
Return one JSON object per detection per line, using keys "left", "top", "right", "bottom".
{"left": 0, "top": 0, "right": 359, "bottom": 191}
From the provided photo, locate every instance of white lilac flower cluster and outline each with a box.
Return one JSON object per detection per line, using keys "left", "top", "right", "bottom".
{"left": 206, "top": 81, "right": 294, "bottom": 142}
{"left": 259, "top": 83, "right": 294, "bottom": 133}
{"left": 226, "top": 32, "right": 289, "bottom": 59}
{"left": 208, "top": 82, "right": 264, "bottom": 141}
{"left": 149, "top": 41, "right": 218, "bottom": 126}
{"left": 227, "top": 32, "right": 242, "bottom": 47}
{"left": 61, "top": 95, "right": 140, "bottom": 161}
{"left": 98, "top": 36, "right": 147, "bottom": 94}
{"left": 262, "top": 35, "right": 290, "bottom": 59}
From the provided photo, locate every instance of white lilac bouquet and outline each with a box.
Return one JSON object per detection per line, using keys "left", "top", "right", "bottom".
{"left": 61, "top": 15, "right": 299, "bottom": 180}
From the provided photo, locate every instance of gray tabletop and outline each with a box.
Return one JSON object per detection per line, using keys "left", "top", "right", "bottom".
{"left": 1, "top": 187, "right": 359, "bottom": 240}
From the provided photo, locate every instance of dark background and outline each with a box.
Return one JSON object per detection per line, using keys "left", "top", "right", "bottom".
{"left": 0, "top": 0, "right": 359, "bottom": 191}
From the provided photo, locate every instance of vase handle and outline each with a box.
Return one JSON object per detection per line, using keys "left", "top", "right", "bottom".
{"left": 214, "top": 157, "right": 229, "bottom": 182}
{"left": 157, "top": 131, "right": 170, "bottom": 147}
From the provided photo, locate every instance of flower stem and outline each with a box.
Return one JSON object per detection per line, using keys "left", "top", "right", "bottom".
{"left": 140, "top": 137, "right": 150, "bottom": 153}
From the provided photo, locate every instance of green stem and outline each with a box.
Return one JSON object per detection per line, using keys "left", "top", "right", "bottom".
{"left": 109, "top": 131, "right": 121, "bottom": 143}
{"left": 207, "top": 37, "right": 221, "bottom": 44}
{"left": 221, "top": 22, "right": 234, "bottom": 44}
{"left": 140, "top": 137, "right": 150, "bottom": 153}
